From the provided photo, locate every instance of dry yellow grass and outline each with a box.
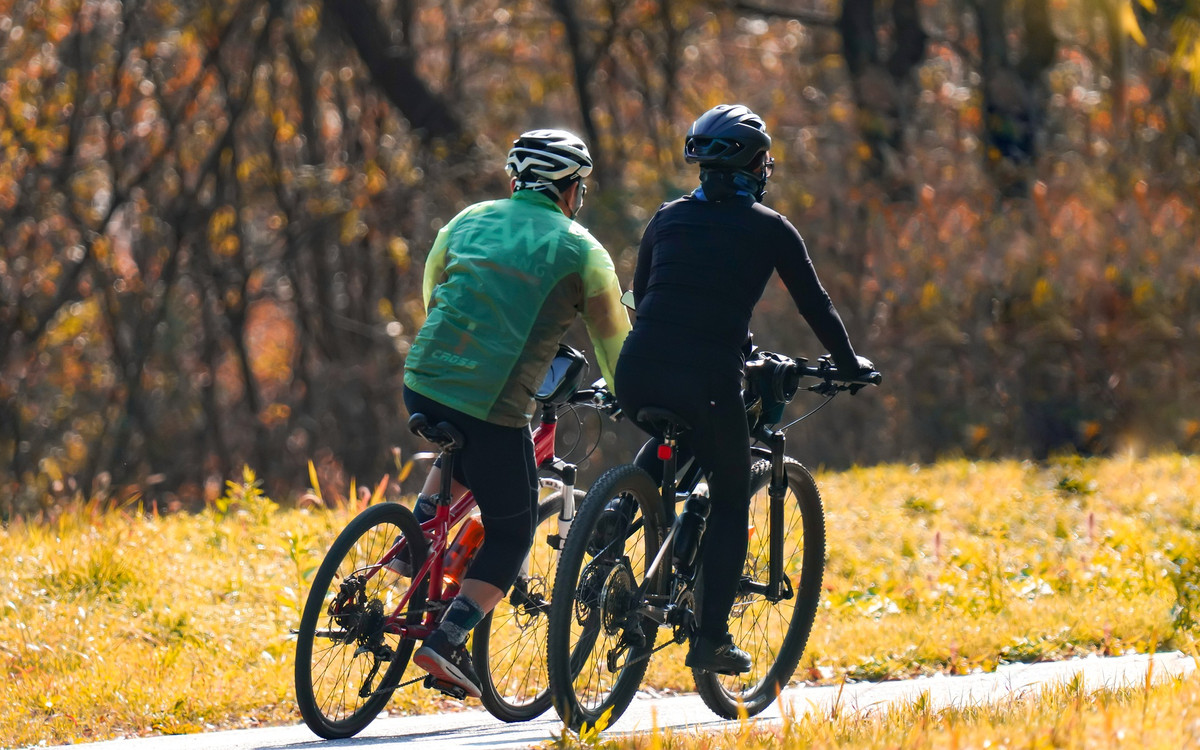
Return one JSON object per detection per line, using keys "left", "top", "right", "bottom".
{"left": 3, "top": 454, "right": 1199, "bottom": 747}
{"left": 548, "top": 668, "right": 1200, "bottom": 749}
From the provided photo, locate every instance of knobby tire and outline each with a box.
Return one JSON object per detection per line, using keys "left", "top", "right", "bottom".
{"left": 473, "top": 486, "right": 580, "bottom": 722}
{"left": 546, "top": 464, "right": 666, "bottom": 733}
{"left": 692, "top": 457, "right": 825, "bottom": 718}
{"left": 295, "top": 502, "right": 428, "bottom": 739}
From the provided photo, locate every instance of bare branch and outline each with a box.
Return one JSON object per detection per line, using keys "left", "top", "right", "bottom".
{"left": 324, "top": 0, "right": 464, "bottom": 141}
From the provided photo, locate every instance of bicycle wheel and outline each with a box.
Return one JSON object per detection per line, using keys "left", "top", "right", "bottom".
{"left": 295, "top": 502, "right": 428, "bottom": 739}
{"left": 473, "top": 480, "right": 581, "bottom": 722}
{"left": 693, "top": 456, "right": 825, "bottom": 719}
{"left": 547, "top": 464, "right": 666, "bottom": 732}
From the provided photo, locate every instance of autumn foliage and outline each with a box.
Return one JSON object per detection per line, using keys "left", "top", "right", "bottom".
{"left": 2, "top": 0, "right": 1199, "bottom": 515}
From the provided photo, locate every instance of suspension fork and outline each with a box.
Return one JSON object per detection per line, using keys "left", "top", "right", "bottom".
{"left": 533, "top": 403, "right": 580, "bottom": 556}
{"left": 543, "top": 460, "right": 577, "bottom": 553}
{"left": 763, "top": 427, "right": 790, "bottom": 599}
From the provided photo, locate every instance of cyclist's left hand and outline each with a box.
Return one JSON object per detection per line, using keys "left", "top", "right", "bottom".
{"left": 589, "top": 379, "right": 623, "bottom": 419}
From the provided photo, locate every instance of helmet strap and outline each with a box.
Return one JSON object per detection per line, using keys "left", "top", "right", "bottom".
{"left": 568, "top": 180, "right": 585, "bottom": 219}
{"left": 514, "top": 176, "right": 584, "bottom": 217}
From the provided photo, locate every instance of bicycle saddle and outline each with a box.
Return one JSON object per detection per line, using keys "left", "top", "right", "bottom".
{"left": 407, "top": 413, "right": 467, "bottom": 450}
{"left": 636, "top": 407, "right": 691, "bottom": 434}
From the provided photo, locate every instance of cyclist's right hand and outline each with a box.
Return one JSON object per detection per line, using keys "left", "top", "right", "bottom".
{"left": 828, "top": 355, "right": 881, "bottom": 391}
{"left": 854, "top": 355, "right": 875, "bottom": 373}
{"left": 849, "top": 356, "right": 881, "bottom": 393}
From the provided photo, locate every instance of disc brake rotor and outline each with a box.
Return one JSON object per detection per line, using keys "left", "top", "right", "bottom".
{"left": 510, "top": 576, "right": 549, "bottom": 629}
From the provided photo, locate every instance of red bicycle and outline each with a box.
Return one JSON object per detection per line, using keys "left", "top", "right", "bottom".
{"left": 294, "top": 345, "right": 617, "bottom": 738}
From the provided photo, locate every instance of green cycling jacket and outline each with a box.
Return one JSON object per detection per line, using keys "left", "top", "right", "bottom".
{"left": 404, "top": 189, "right": 631, "bottom": 427}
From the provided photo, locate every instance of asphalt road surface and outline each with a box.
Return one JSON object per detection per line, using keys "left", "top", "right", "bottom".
{"left": 44, "top": 652, "right": 1195, "bottom": 750}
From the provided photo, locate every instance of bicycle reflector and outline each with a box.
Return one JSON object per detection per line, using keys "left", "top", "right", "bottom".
{"left": 657, "top": 444, "right": 673, "bottom": 460}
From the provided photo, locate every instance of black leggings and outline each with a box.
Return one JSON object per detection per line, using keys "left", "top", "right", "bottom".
{"left": 403, "top": 386, "right": 538, "bottom": 592}
{"left": 615, "top": 353, "right": 751, "bottom": 640}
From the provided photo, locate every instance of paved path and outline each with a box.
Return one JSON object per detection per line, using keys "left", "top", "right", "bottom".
{"left": 45, "top": 652, "right": 1195, "bottom": 749}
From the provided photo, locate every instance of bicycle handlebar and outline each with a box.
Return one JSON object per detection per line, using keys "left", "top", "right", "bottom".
{"left": 799, "top": 358, "right": 882, "bottom": 396}
{"left": 801, "top": 364, "right": 882, "bottom": 387}
{"left": 569, "top": 381, "right": 622, "bottom": 419}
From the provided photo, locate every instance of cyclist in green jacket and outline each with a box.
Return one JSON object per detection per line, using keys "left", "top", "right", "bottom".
{"left": 404, "top": 130, "right": 630, "bottom": 698}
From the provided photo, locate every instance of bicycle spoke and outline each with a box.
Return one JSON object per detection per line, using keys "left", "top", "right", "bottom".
{"left": 694, "top": 459, "right": 824, "bottom": 719}
{"left": 296, "top": 504, "right": 426, "bottom": 739}
{"left": 548, "top": 466, "right": 663, "bottom": 732}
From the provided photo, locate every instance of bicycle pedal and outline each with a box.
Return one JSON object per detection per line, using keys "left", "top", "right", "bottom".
{"left": 423, "top": 674, "right": 468, "bottom": 700}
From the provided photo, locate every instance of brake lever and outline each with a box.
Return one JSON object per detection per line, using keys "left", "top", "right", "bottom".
{"left": 810, "top": 380, "right": 840, "bottom": 397}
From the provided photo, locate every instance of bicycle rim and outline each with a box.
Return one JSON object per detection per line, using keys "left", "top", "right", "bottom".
{"left": 547, "top": 464, "right": 664, "bottom": 732}
{"left": 295, "top": 502, "right": 427, "bottom": 739}
{"left": 694, "top": 457, "right": 825, "bottom": 718}
{"left": 474, "top": 485, "right": 578, "bottom": 721}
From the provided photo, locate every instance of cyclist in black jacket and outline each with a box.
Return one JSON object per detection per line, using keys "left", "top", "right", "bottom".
{"left": 615, "top": 104, "right": 875, "bottom": 674}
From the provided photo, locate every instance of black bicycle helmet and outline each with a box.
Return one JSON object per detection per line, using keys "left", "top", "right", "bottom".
{"left": 684, "top": 104, "right": 772, "bottom": 169}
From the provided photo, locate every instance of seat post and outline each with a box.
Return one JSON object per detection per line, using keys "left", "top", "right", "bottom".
{"left": 407, "top": 413, "right": 466, "bottom": 523}
{"left": 436, "top": 446, "right": 457, "bottom": 520}
{"left": 637, "top": 406, "right": 691, "bottom": 523}
{"left": 659, "top": 425, "right": 680, "bottom": 521}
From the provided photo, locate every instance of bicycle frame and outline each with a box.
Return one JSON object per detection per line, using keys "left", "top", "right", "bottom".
{"left": 628, "top": 353, "right": 876, "bottom": 620}
{"left": 633, "top": 422, "right": 794, "bottom": 617}
{"left": 369, "top": 400, "right": 580, "bottom": 640}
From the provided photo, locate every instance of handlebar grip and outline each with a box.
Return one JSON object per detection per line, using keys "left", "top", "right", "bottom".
{"left": 801, "top": 366, "right": 882, "bottom": 387}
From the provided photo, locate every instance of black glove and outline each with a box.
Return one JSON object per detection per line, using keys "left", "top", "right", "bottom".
{"left": 848, "top": 356, "right": 880, "bottom": 394}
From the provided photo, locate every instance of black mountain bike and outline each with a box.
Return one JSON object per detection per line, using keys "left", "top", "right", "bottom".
{"left": 546, "top": 349, "right": 880, "bottom": 731}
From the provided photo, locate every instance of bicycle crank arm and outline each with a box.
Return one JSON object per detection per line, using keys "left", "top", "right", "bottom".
{"left": 636, "top": 603, "right": 668, "bottom": 624}
{"left": 740, "top": 575, "right": 794, "bottom": 602}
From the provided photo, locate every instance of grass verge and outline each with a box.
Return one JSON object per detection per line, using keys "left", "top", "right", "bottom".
{"left": 2, "top": 453, "right": 1199, "bottom": 747}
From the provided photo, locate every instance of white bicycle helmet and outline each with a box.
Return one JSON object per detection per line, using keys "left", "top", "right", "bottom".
{"left": 505, "top": 129, "right": 593, "bottom": 199}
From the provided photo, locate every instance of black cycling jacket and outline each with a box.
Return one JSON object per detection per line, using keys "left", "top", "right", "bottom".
{"left": 624, "top": 193, "right": 858, "bottom": 372}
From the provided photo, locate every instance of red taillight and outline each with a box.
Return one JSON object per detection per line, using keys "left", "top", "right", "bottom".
{"left": 657, "top": 444, "right": 673, "bottom": 460}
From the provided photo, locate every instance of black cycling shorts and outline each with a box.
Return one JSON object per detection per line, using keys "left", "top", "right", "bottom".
{"left": 403, "top": 386, "right": 538, "bottom": 592}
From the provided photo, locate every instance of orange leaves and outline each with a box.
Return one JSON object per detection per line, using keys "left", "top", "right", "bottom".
{"left": 387, "top": 236, "right": 411, "bottom": 271}
{"left": 1031, "top": 278, "right": 1055, "bottom": 309}
{"left": 244, "top": 300, "right": 298, "bottom": 396}
{"left": 1048, "top": 196, "right": 1100, "bottom": 248}
{"left": 364, "top": 161, "right": 387, "bottom": 196}
{"left": 1149, "top": 196, "right": 1193, "bottom": 238}
{"left": 919, "top": 282, "right": 942, "bottom": 312}
{"left": 207, "top": 205, "right": 240, "bottom": 258}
